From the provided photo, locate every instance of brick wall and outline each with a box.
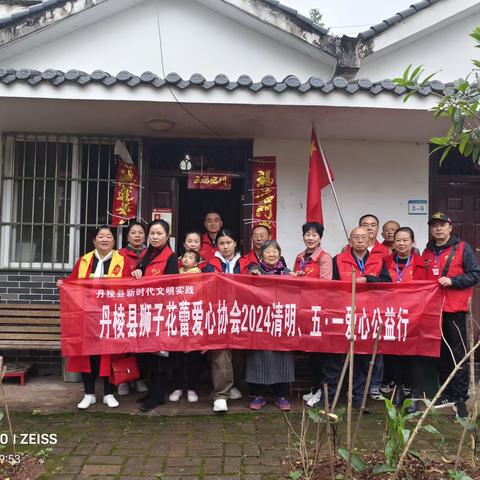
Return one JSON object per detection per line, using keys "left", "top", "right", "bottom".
{"left": 0, "top": 270, "right": 64, "bottom": 304}
{"left": 1, "top": 270, "right": 64, "bottom": 374}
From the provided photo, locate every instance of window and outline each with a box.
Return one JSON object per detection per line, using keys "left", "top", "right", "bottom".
{"left": 0, "top": 135, "right": 142, "bottom": 270}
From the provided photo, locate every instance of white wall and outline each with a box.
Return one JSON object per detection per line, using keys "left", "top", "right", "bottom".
{"left": 2, "top": 0, "right": 333, "bottom": 81}
{"left": 254, "top": 138, "right": 430, "bottom": 267}
{"left": 359, "top": 11, "right": 480, "bottom": 82}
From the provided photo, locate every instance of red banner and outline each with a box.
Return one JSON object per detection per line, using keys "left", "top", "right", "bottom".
{"left": 111, "top": 159, "right": 139, "bottom": 226}
{"left": 60, "top": 273, "right": 442, "bottom": 357}
{"left": 187, "top": 172, "right": 232, "bottom": 190}
{"left": 252, "top": 157, "right": 277, "bottom": 238}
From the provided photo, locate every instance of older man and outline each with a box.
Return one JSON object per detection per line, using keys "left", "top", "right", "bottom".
{"left": 200, "top": 211, "right": 223, "bottom": 263}
{"left": 381, "top": 220, "right": 400, "bottom": 252}
{"left": 423, "top": 212, "right": 480, "bottom": 418}
{"left": 314, "top": 227, "right": 391, "bottom": 410}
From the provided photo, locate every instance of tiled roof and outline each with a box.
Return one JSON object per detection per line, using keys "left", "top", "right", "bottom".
{"left": 0, "top": 68, "right": 451, "bottom": 96}
{"left": 359, "top": 0, "right": 441, "bottom": 41}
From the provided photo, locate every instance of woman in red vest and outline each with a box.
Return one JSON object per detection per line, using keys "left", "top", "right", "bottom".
{"left": 59, "top": 225, "right": 126, "bottom": 410}
{"left": 131, "top": 219, "right": 179, "bottom": 412}
{"left": 117, "top": 221, "right": 149, "bottom": 396}
{"left": 385, "top": 227, "right": 425, "bottom": 413}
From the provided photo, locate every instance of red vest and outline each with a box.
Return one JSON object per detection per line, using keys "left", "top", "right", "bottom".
{"left": 119, "top": 247, "right": 145, "bottom": 275}
{"left": 294, "top": 249, "right": 330, "bottom": 279}
{"left": 335, "top": 249, "right": 384, "bottom": 280}
{"left": 144, "top": 245, "right": 175, "bottom": 277}
{"left": 200, "top": 233, "right": 217, "bottom": 263}
{"left": 240, "top": 250, "right": 259, "bottom": 274}
{"left": 422, "top": 241, "right": 472, "bottom": 312}
{"left": 385, "top": 253, "right": 426, "bottom": 283}
{"left": 371, "top": 240, "right": 390, "bottom": 260}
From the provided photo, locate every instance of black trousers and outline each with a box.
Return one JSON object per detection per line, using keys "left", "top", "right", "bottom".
{"left": 82, "top": 355, "right": 113, "bottom": 396}
{"left": 248, "top": 382, "right": 289, "bottom": 398}
{"left": 439, "top": 311, "right": 469, "bottom": 401}
{"left": 172, "top": 351, "right": 202, "bottom": 390}
{"left": 389, "top": 355, "right": 423, "bottom": 392}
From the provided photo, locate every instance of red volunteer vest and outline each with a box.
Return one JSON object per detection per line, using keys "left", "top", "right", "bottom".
{"left": 335, "top": 249, "right": 383, "bottom": 280}
{"left": 144, "top": 245, "right": 175, "bottom": 277}
{"left": 240, "top": 250, "right": 259, "bottom": 274}
{"left": 422, "top": 241, "right": 472, "bottom": 312}
{"left": 200, "top": 233, "right": 217, "bottom": 263}
{"left": 385, "top": 253, "right": 426, "bottom": 283}
{"left": 294, "top": 250, "right": 328, "bottom": 278}
{"left": 119, "top": 247, "right": 145, "bottom": 275}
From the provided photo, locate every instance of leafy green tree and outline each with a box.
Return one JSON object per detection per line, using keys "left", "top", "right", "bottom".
{"left": 393, "top": 27, "right": 480, "bottom": 165}
{"left": 309, "top": 8, "right": 325, "bottom": 27}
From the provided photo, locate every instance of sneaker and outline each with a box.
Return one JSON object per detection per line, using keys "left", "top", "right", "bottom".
{"left": 135, "top": 379, "right": 148, "bottom": 393}
{"left": 118, "top": 383, "right": 129, "bottom": 396}
{"left": 275, "top": 397, "right": 291, "bottom": 411}
{"left": 369, "top": 388, "right": 383, "bottom": 400}
{"left": 77, "top": 394, "right": 96, "bottom": 410}
{"left": 249, "top": 396, "right": 266, "bottom": 410}
{"left": 302, "top": 389, "right": 317, "bottom": 402}
{"left": 307, "top": 389, "right": 322, "bottom": 407}
{"left": 453, "top": 399, "right": 468, "bottom": 419}
{"left": 433, "top": 395, "right": 455, "bottom": 409}
{"left": 168, "top": 389, "right": 183, "bottom": 402}
{"left": 187, "top": 390, "right": 198, "bottom": 403}
{"left": 213, "top": 398, "right": 228, "bottom": 412}
{"left": 103, "top": 394, "right": 119, "bottom": 408}
{"left": 229, "top": 387, "right": 242, "bottom": 400}
{"left": 380, "top": 381, "right": 395, "bottom": 395}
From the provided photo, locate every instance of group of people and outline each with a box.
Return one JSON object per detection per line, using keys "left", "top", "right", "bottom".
{"left": 59, "top": 209, "right": 480, "bottom": 418}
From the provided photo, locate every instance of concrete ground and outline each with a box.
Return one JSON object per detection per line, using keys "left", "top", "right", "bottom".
{"left": 0, "top": 375, "right": 477, "bottom": 479}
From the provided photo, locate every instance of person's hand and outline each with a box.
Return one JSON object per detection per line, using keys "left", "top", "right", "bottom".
{"left": 288, "top": 271, "right": 297, "bottom": 276}
{"left": 438, "top": 276, "right": 452, "bottom": 287}
{"left": 356, "top": 276, "right": 367, "bottom": 283}
{"left": 295, "top": 271, "right": 306, "bottom": 277}
{"left": 56, "top": 279, "right": 64, "bottom": 287}
{"left": 131, "top": 269, "right": 143, "bottom": 279}
{"left": 250, "top": 269, "right": 261, "bottom": 276}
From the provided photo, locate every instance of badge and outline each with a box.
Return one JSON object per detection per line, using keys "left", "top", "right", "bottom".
{"left": 432, "top": 268, "right": 439, "bottom": 276}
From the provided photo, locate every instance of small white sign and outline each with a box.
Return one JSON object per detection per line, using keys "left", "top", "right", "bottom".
{"left": 408, "top": 200, "right": 428, "bottom": 215}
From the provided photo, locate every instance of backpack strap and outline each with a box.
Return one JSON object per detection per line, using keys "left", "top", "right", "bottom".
{"left": 441, "top": 242, "right": 460, "bottom": 277}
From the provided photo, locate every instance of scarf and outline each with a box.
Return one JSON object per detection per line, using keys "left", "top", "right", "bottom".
{"left": 127, "top": 243, "right": 145, "bottom": 256}
{"left": 259, "top": 259, "right": 287, "bottom": 275}
{"left": 93, "top": 250, "right": 113, "bottom": 278}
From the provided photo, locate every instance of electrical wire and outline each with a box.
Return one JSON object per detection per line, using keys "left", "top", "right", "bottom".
{"left": 155, "top": 5, "right": 222, "bottom": 138}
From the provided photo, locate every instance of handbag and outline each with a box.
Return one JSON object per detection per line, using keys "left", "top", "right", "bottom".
{"left": 110, "top": 356, "right": 140, "bottom": 385}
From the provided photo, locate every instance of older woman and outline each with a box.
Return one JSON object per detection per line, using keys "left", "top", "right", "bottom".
{"left": 247, "top": 240, "right": 295, "bottom": 411}
{"left": 131, "top": 219, "right": 179, "bottom": 412}
{"left": 59, "top": 225, "right": 126, "bottom": 410}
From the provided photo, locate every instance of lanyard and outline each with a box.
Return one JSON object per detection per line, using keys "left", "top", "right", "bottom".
{"left": 225, "top": 260, "right": 231, "bottom": 273}
{"left": 354, "top": 256, "right": 365, "bottom": 274}
{"left": 395, "top": 254, "right": 411, "bottom": 283}
{"left": 300, "top": 254, "right": 312, "bottom": 272}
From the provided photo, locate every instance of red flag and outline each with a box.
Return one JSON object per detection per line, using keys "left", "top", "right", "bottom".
{"left": 307, "top": 129, "right": 334, "bottom": 224}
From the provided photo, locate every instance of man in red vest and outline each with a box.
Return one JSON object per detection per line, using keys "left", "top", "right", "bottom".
{"left": 359, "top": 214, "right": 390, "bottom": 260}
{"left": 315, "top": 227, "right": 390, "bottom": 410}
{"left": 240, "top": 224, "right": 270, "bottom": 273}
{"left": 381, "top": 220, "right": 400, "bottom": 252}
{"left": 200, "top": 211, "right": 223, "bottom": 263}
{"left": 423, "top": 212, "right": 480, "bottom": 418}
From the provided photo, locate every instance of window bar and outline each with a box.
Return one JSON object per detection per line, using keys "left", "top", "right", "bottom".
{"left": 96, "top": 142, "right": 101, "bottom": 226}
{"left": 61, "top": 141, "right": 69, "bottom": 269}
{"left": 52, "top": 142, "right": 60, "bottom": 266}
{"left": 107, "top": 142, "right": 112, "bottom": 230}
{"left": 84, "top": 142, "right": 91, "bottom": 252}
{"left": 71, "top": 138, "right": 81, "bottom": 269}
{"left": 40, "top": 140, "right": 48, "bottom": 265}
{"left": 29, "top": 139, "right": 38, "bottom": 268}
{"left": 18, "top": 138, "right": 27, "bottom": 266}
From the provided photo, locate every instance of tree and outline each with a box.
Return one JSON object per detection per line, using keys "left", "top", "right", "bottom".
{"left": 393, "top": 27, "right": 480, "bottom": 165}
{"left": 309, "top": 8, "right": 325, "bottom": 27}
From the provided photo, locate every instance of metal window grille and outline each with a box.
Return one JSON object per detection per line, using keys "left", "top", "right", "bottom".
{"left": 0, "top": 134, "right": 142, "bottom": 270}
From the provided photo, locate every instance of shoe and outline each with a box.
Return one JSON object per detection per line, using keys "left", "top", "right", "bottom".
{"left": 229, "top": 387, "right": 242, "bottom": 400}
{"left": 302, "top": 389, "right": 319, "bottom": 402}
{"left": 433, "top": 395, "right": 455, "bottom": 409}
{"left": 380, "top": 381, "right": 395, "bottom": 394}
{"left": 369, "top": 388, "right": 383, "bottom": 400}
{"left": 406, "top": 398, "right": 419, "bottom": 414}
{"left": 393, "top": 386, "right": 405, "bottom": 408}
{"left": 353, "top": 400, "right": 370, "bottom": 415}
{"left": 103, "top": 394, "right": 119, "bottom": 408}
{"left": 307, "top": 389, "right": 322, "bottom": 407}
{"left": 169, "top": 389, "right": 183, "bottom": 402}
{"left": 135, "top": 379, "right": 148, "bottom": 393}
{"left": 213, "top": 398, "right": 228, "bottom": 412}
{"left": 275, "top": 397, "right": 291, "bottom": 411}
{"left": 187, "top": 390, "right": 198, "bottom": 403}
{"left": 118, "top": 383, "right": 129, "bottom": 396}
{"left": 139, "top": 398, "right": 165, "bottom": 412}
{"left": 136, "top": 392, "right": 151, "bottom": 404}
{"left": 249, "top": 396, "right": 266, "bottom": 410}
{"left": 453, "top": 399, "right": 468, "bottom": 419}
{"left": 77, "top": 394, "right": 96, "bottom": 410}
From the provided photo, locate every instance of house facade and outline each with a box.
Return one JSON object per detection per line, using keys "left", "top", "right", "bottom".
{"left": 0, "top": 0, "right": 479, "bottom": 368}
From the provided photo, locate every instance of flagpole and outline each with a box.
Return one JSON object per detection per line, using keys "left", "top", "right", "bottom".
{"left": 312, "top": 124, "right": 349, "bottom": 241}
